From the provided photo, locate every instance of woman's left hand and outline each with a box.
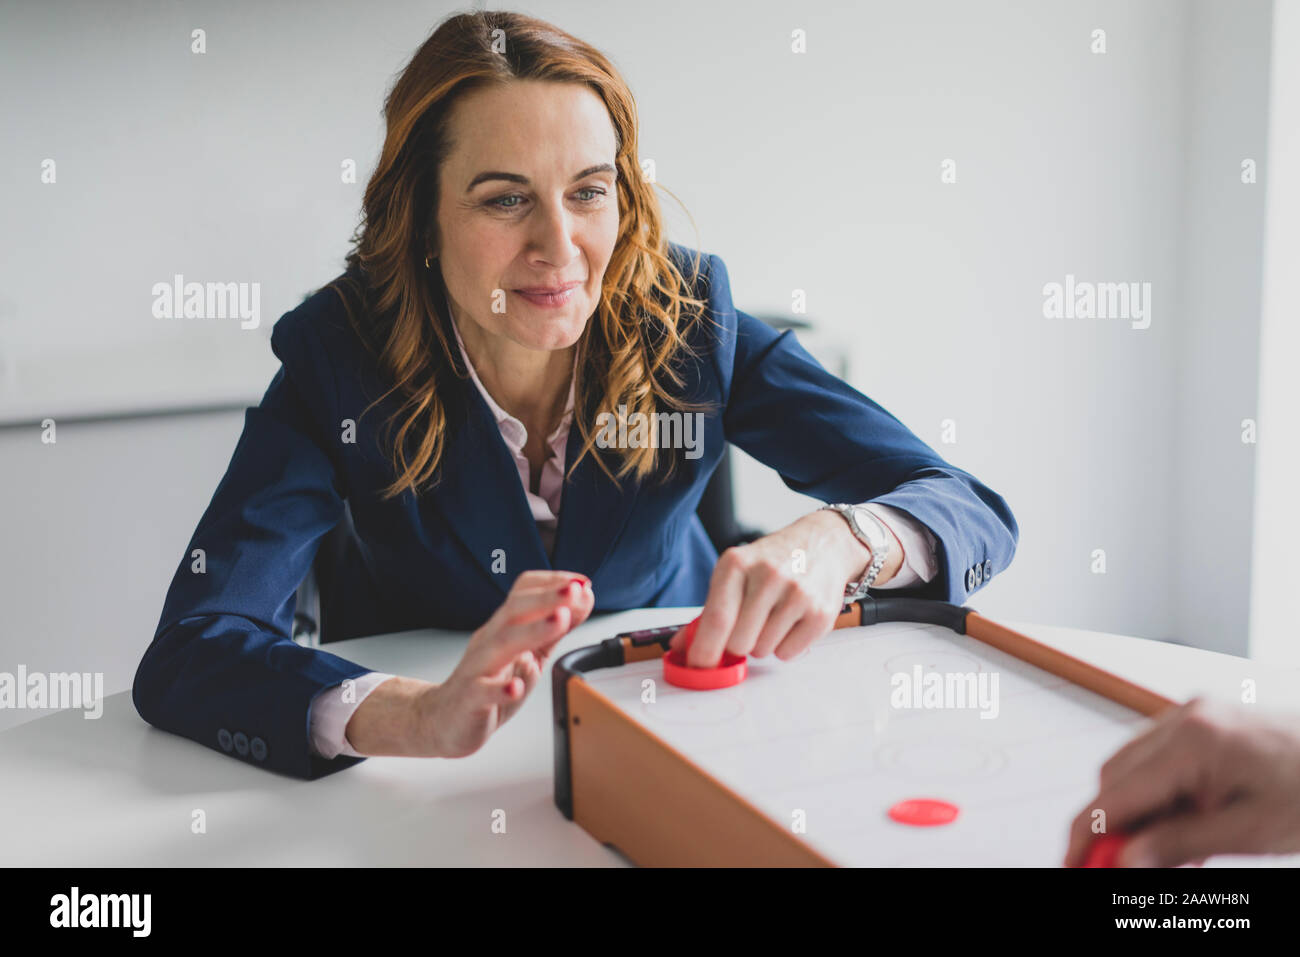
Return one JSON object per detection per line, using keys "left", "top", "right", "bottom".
{"left": 670, "top": 508, "right": 903, "bottom": 668}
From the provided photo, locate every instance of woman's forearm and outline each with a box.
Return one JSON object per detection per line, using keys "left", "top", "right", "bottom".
{"left": 801, "top": 508, "right": 906, "bottom": 587}
{"left": 344, "top": 675, "right": 439, "bottom": 757}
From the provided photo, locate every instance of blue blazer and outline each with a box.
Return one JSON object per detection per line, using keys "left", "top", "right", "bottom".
{"left": 133, "top": 244, "right": 1019, "bottom": 779}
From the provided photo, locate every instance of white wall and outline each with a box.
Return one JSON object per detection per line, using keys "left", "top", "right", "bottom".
{"left": 651, "top": 0, "right": 1273, "bottom": 649}
{"left": 1249, "top": 0, "right": 1300, "bottom": 664}
{"left": 1171, "top": 0, "right": 1275, "bottom": 657}
{"left": 0, "top": 0, "right": 1279, "bottom": 731}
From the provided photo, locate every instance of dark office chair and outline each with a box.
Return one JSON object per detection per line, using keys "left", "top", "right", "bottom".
{"left": 292, "top": 313, "right": 822, "bottom": 645}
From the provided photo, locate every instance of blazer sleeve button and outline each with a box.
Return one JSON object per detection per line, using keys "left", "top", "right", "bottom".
{"left": 217, "top": 728, "right": 233, "bottom": 752}
{"left": 250, "top": 737, "right": 267, "bottom": 762}
{"left": 233, "top": 731, "right": 249, "bottom": 757}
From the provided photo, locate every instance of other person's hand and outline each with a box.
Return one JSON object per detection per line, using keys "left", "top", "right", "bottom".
{"left": 1065, "top": 697, "right": 1300, "bottom": 867}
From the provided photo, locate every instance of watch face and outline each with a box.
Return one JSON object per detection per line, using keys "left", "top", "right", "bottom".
{"left": 851, "top": 506, "right": 888, "bottom": 550}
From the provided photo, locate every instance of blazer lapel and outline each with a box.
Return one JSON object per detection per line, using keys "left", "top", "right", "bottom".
{"left": 418, "top": 340, "right": 643, "bottom": 591}
{"left": 420, "top": 371, "right": 551, "bottom": 595}
{"left": 549, "top": 420, "right": 641, "bottom": 580}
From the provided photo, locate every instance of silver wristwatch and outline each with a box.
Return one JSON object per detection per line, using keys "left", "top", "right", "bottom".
{"left": 821, "top": 503, "right": 891, "bottom": 602}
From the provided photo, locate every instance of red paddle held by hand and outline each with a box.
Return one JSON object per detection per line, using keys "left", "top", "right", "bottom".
{"left": 664, "top": 617, "right": 747, "bottom": 690}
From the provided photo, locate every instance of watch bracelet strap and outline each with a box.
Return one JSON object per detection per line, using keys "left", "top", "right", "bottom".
{"left": 845, "top": 549, "right": 886, "bottom": 601}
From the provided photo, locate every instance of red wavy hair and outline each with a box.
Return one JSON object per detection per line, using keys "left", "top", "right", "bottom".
{"left": 319, "top": 9, "right": 718, "bottom": 499}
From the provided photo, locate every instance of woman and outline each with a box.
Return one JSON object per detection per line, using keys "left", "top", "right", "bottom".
{"left": 133, "top": 10, "right": 1019, "bottom": 780}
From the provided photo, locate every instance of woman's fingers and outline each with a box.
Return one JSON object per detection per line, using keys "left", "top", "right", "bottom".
{"left": 511, "top": 569, "right": 590, "bottom": 592}
{"left": 689, "top": 538, "right": 846, "bottom": 668}
{"left": 496, "top": 652, "right": 544, "bottom": 725}
{"left": 518, "top": 651, "right": 542, "bottom": 695}
{"left": 500, "top": 665, "right": 525, "bottom": 703}
{"left": 752, "top": 583, "right": 814, "bottom": 658}
{"left": 568, "top": 578, "right": 596, "bottom": 628}
{"left": 535, "top": 625, "right": 571, "bottom": 665}
{"left": 463, "top": 601, "right": 567, "bottom": 676}
{"left": 460, "top": 571, "right": 595, "bottom": 708}
{"left": 773, "top": 604, "right": 836, "bottom": 661}
{"left": 724, "top": 563, "right": 788, "bottom": 658}
{"left": 689, "top": 550, "right": 747, "bottom": 668}
{"left": 496, "top": 577, "right": 590, "bottom": 627}
{"left": 491, "top": 603, "right": 572, "bottom": 665}
{"left": 544, "top": 576, "right": 595, "bottom": 630}
{"left": 440, "top": 573, "right": 594, "bottom": 755}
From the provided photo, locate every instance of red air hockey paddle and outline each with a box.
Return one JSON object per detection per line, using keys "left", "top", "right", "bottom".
{"left": 663, "top": 617, "right": 748, "bottom": 690}
{"left": 1081, "top": 833, "right": 1129, "bottom": 868}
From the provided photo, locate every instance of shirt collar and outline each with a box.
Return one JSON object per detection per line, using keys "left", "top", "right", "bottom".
{"left": 446, "top": 294, "right": 576, "bottom": 448}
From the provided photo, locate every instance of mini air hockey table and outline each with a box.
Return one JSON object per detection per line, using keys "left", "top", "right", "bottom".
{"left": 551, "top": 598, "right": 1174, "bottom": 867}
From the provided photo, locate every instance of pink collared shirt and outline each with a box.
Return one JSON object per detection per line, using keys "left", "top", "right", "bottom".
{"left": 308, "top": 311, "right": 940, "bottom": 760}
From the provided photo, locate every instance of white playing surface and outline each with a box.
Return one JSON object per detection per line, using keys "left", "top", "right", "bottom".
{"left": 583, "top": 620, "right": 1148, "bottom": 866}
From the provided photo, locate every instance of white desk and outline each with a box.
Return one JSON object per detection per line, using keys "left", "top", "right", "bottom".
{"left": 2, "top": 609, "right": 1298, "bottom": 866}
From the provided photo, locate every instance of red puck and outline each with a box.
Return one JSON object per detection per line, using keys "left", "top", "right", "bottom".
{"left": 1082, "top": 833, "right": 1128, "bottom": 868}
{"left": 663, "top": 617, "right": 747, "bottom": 690}
{"left": 887, "top": 798, "right": 960, "bottom": 827}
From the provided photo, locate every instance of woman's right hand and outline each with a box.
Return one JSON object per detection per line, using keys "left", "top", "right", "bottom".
{"left": 418, "top": 570, "right": 594, "bottom": 758}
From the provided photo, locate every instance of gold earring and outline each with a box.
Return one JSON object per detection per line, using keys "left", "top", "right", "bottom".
{"left": 424, "top": 254, "right": 433, "bottom": 269}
